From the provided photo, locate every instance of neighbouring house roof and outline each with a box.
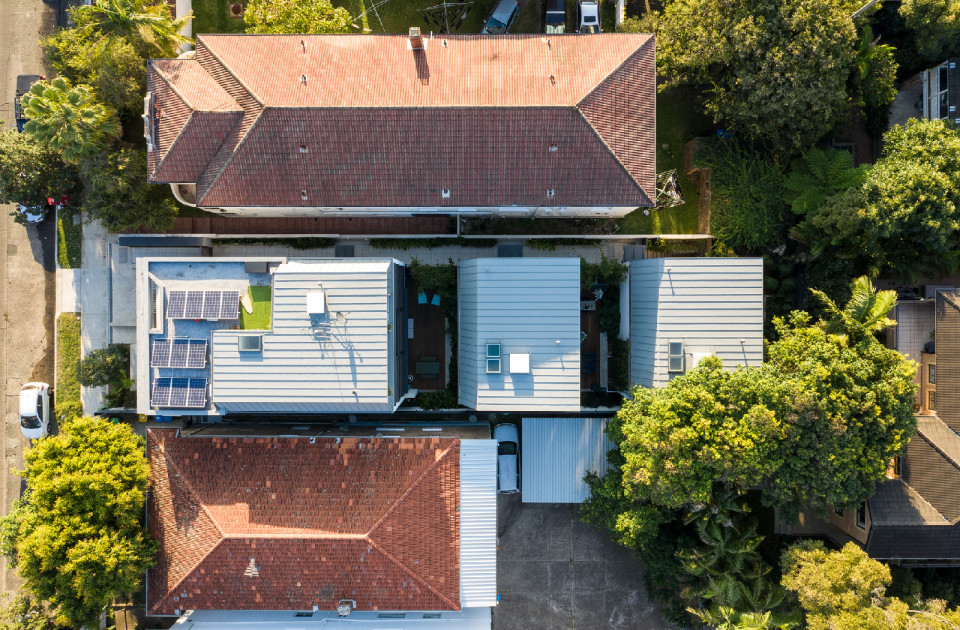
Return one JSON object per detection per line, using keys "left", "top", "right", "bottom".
{"left": 520, "top": 417, "right": 614, "bottom": 503}
{"left": 145, "top": 33, "right": 656, "bottom": 209}
{"left": 628, "top": 257, "right": 764, "bottom": 389}
{"left": 867, "top": 479, "right": 947, "bottom": 526}
{"left": 209, "top": 259, "right": 402, "bottom": 414}
{"left": 457, "top": 258, "right": 580, "bottom": 412}
{"left": 147, "top": 430, "right": 495, "bottom": 615}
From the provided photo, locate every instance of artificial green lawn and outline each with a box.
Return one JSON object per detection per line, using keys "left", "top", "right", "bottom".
{"left": 192, "top": 0, "right": 248, "bottom": 35}
{"left": 57, "top": 207, "right": 82, "bottom": 269}
{"left": 56, "top": 313, "right": 82, "bottom": 418}
{"left": 618, "top": 85, "right": 714, "bottom": 235}
{"left": 240, "top": 286, "right": 272, "bottom": 330}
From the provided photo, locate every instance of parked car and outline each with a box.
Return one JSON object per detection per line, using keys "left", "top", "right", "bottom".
{"left": 14, "top": 74, "right": 43, "bottom": 133}
{"left": 494, "top": 423, "right": 520, "bottom": 493}
{"left": 19, "top": 382, "right": 50, "bottom": 440}
{"left": 545, "top": 0, "right": 566, "bottom": 33}
{"left": 576, "top": 0, "right": 600, "bottom": 32}
{"left": 483, "top": 0, "right": 520, "bottom": 34}
{"left": 16, "top": 196, "right": 68, "bottom": 224}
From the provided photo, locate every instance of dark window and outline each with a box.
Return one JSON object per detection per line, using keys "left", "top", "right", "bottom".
{"left": 834, "top": 507, "right": 843, "bottom": 517}
{"left": 378, "top": 613, "right": 405, "bottom": 619}
{"left": 930, "top": 391, "right": 937, "bottom": 411}
{"left": 295, "top": 612, "right": 313, "bottom": 618}
{"left": 36, "top": 395, "right": 43, "bottom": 421}
{"left": 893, "top": 455, "right": 902, "bottom": 478}
{"left": 856, "top": 502, "right": 866, "bottom": 529}
{"left": 929, "top": 364, "right": 937, "bottom": 384}
{"left": 498, "top": 441, "right": 518, "bottom": 456}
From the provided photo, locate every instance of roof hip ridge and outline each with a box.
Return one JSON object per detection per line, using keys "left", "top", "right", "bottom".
{"left": 367, "top": 537, "right": 460, "bottom": 610}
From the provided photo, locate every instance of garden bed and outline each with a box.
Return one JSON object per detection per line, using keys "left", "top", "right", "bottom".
{"left": 57, "top": 207, "right": 82, "bottom": 268}
{"left": 56, "top": 313, "right": 82, "bottom": 419}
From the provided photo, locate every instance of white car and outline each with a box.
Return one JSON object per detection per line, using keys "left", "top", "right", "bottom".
{"left": 494, "top": 423, "right": 520, "bottom": 493}
{"left": 577, "top": 0, "right": 600, "bottom": 33}
{"left": 16, "top": 203, "right": 47, "bottom": 224}
{"left": 19, "top": 382, "right": 50, "bottom": 440}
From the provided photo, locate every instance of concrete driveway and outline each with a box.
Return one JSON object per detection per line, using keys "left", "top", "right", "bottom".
{"left": 494, "top": 494, "right": 678, "bottom": 630}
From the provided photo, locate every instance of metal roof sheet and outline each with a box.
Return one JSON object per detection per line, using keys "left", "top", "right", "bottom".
{"left": 458, "top": 258, "right": 581, "bottom": 412}
{"left": 521, "top": 417, "right": 613, "bottom": 503}
{"left": 459, "top": 440, "right": 498, "bottom": 607}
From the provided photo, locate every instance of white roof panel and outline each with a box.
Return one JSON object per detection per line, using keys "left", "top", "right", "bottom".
{"left": 459, "top": 439, "right": 498, "bottom": 607}
{"left": 521, "top": 417, "right": 614, "bottom": 503}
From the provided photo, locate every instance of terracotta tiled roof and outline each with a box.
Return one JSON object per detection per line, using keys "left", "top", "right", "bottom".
{"left": 146, "top": 429, "right": 461, "bottom": 614}
{"left": 146, "top": 33, "right": 656, "bottom": 209}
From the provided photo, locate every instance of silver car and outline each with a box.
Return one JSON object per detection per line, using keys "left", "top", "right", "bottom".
{"left": 19, "top": 382, "right": 50, "bottom": 440}
{"left": 494, "top": 423, "right": 520, "bottom": 493}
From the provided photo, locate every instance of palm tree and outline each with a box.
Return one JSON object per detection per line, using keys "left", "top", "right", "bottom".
{"left": 810, "top": 276, "right": 898, "bottom": 342}
{"left": 21, "top": 77, "right": 120, "bottom": 163}
{"left": 73, "top": 0, "right": 192, "bottom": 58}
{"left": 691, "top": 606, "right": 799, "bottom": 630}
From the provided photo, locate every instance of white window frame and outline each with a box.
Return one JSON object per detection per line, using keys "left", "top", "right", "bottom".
{"left": 667, "top": 341, "right": 685, "bottom": 374}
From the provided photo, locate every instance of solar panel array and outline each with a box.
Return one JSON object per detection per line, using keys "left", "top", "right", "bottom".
{"left": 150, "top": 339, "right": 207, "bottom": 368}
{"left": 151, "top": 377, "right": 207, "bottom": 408}
{"left": 166, "top": 290, "right": 240, "bottom": 320}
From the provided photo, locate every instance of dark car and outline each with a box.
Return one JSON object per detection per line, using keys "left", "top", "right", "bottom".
{"left": 545, "top": 0, "right": 566, "bottom": 33}
{"left": 14, "top": 74, "right": 43, "bottom": 133}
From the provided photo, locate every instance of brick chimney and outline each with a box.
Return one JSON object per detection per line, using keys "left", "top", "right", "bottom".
{"left": 409, "top": 27, "right": 424, "bottom": 50}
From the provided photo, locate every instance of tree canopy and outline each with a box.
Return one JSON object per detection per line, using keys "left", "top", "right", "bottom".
{"left": 0, "top": 417, "right": 155, "bottom": 628}
{"left": 0, "top": 125, "right": 79, "bottom": 209}
{"left": 80, "top": 147, "right": 178, "bottom": 232}
{"left": 809, "top": 119, "right": 960, "bottom": 277}
{"left": 655, "top": 0, "right": 860, "bottom": 152}
{"left": 69, "top": 0, "right": 192, "bottom": 58}
{"left": 899, "top": 0, "right": 960, "bottom": 64}
{"left": 244, "top": 0, "right": 352, "bottom": 34}
{"left": 20, "top": 77, "right": 120, "bottom": 163}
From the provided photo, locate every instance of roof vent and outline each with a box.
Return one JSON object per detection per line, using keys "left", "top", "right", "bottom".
{"left": 338, "top": 600, "right": 356, "bottom": 617}
{"left": 238, "top": 335, "right": 262, "bottom": 352}
{"left": 300, "top": 39, "right": 306, "bottom": 53}
{"left": 300, "top": 74, "right": 307, "bottom": 85}
{"left": 409, "top": 26, "right": 424, "bottom": 50}
{"left": 441, "top": 189, "right": 451, "bottom": 198}
{"left": 299, "top": 145, "right": 309, "bottom": 153}
{"left": 546, "top": 189, "right": 555, "bottom": 197}
{"left": 301, "top": 190, "right": 308, "bottom": 200}
{"left": 548, "top": 144, "right": 558, "bottom": 152}
{"left": 549, "top": 74, "right": 556, "bottom": 85}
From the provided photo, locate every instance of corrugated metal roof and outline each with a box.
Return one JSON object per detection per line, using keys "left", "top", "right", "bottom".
{"left": 458, "top": 258, "right": 581, "bottom": 412}
{"left": 629, "top": 258, "right": 764, "bottom": 389}
{"left": 459, "top": 440, "right": 498, "bottom": 607}
{"left": 521, "top": 417, "right": 613, "bottom": 503}
{"left": 211, "top": 259, "right": 399, "bottom": 413}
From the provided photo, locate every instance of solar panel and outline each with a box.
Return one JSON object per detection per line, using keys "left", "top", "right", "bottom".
{"left": 184, "top": 291, "right": 204, "bottom": 319}
{"left": 186, "top": 340, "right": 207, "bottom": 368}
{"left": 167, "top": 291, "right": 186, "bottom": 319}
{"left": 169, "top": 340, "right": 189, "bottom": 367}
{"left": 151, "top": 339, "right": 171, "bottom": 367}
{"left": 151, "top": 377, "right": 172, "bottom": 407}
{"left": 186, "top": 378, "right": 207, "bottom": 407}
{"left": 202, "top": 291, "right": 222, "bottom": 319}
{"left": 168, "top": 377, "right": 190, "bottom": 407}
{"left": 220, "top": 290, "right": 240, "bottom": 319}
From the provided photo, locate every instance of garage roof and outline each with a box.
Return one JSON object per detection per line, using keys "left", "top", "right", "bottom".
{"left": 521, "top": 417, "right": 614, "bottom": 503}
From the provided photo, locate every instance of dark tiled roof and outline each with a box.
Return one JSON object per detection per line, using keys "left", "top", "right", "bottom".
{"left": 147, "top": 429, "right": 461, "bottom": 615}
{"left": 146, "top": 33, "right": 656, "bottom": 209}
{"left": 868, "top": 479, "right": 946, "bottom": 526}
{"left": 865, "top": 524, "right": 960, "bottom": 560}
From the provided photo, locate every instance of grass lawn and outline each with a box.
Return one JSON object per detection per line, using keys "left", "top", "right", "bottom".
{"left": 57, "top": 207, "right": 82, "bottom": 269}
{"left": 334, "top": 0, "right": 497, "bottom": 34}
{"left": 192, "top": 0, "right": 248, "bottom": 35}
{"left": 56, "top": 313, "right": 82, "bottom": 419}
{"left": 618, "top": 85, "right": 713, "bottom": 235}
{"left": 512, "top": 0, "right": 541, "bottom": 32}
{"left": 240, "top": 286, "right": 272, "bottom": 329}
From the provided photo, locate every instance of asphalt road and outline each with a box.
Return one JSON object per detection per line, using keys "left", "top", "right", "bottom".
{"left": 0, "top": 0, "right": 59, "bottom": 595}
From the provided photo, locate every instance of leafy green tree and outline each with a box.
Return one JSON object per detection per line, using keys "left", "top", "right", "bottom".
{"left": 616, "top": 13, "right": 658, "bottom": 34}
{"left": 782, "top": 147, "right": 870, "bottom": 221}
{"left": 656, "top": 0, "right": 860, "bottom": 152}
{"left": 853, "top": 26, "right": 899, "bottom": 136}
{"left": 71, "top": 0, "right": 192, "bottom": 58}
{"left": 782, "top": 541, "right": 960, "bottom": 629}
{"left": 20, "top": 77, "right": 120, "bottom": 163}
{"left": 77, "top": 344, "right": 128, "bottom": 388}
{"left": 0, "top": 417, "right": 155, "bottom": 629}
{"left": 80, "top": 147, "right": 178, "bottom": 232}
{"left": 899, "top": 0, "right": 960, "bottom": 64}
{"left": 0, "top": 592, "right": 67, "bottom": 630}
{"left": 43, "top": 29, "right": 146, "bottom": 113}
{"left": 0, "top": 125, "right": 79, "bottom": 209}
{"left": 244, "top": 0, "right": 351, "bottom": 33}
{"left": 809, "top": 119, "right": 960, "bottom": 277}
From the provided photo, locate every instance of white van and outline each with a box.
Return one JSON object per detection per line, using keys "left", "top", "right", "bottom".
{"left": 483, "top": 0, "right": 520, "bottom": 34}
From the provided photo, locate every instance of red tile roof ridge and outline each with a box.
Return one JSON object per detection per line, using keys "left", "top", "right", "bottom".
{"left": 222, "top": 532, "right": 370, "bottom": 539}
{"left": 197, "top": 38, "right": 265, "bottom": 108}
{"left": 367, "top": 536, "right": 460, "bottom": 611}
{"left": 573, "top": 107, "right": 645, "bottom": 196}
{"left": 366, "top": 441, "right": 458, "bottom": 537}
{"left": 149, "top": 428, "right": 226, "bottom": 541}
{"left": 148, "top": 538, "right": 227, "bottom": 616}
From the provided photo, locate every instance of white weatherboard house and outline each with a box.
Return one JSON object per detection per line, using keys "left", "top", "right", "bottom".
{"left": 628, "top": 258, "right": 764, "bottom": 388}
{"left": 458, "top": 258, "right": 581, "bottom": 412}
{"left": 135, "top": 257, "right": 409, "bottom": 416}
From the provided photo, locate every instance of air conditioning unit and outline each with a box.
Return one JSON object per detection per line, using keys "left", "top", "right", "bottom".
{"left": 238, "top": 335, "right": 262, "bottom": 352}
